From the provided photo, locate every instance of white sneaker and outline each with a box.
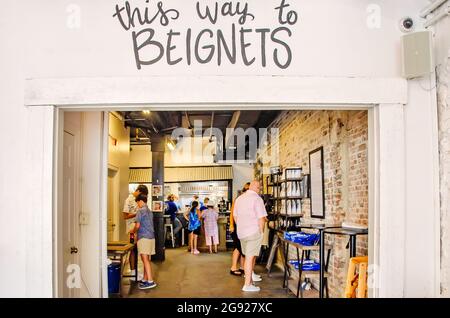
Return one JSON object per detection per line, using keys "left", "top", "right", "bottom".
{"left": 253, "top": 272, "right": 262, "bottom": 280}
{"left": 245, "top": 272, "right": 262, "bottom": 282}
{"left": 242, "top": 285, "right": 261, "bottom": 292}
{"left": 252, "top": 273, "right": 262, "bottom": 282}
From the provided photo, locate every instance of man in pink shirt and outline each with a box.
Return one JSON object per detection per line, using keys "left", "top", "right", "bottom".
{"left": 233, "top": 180, "right": 267, "bottom": 292}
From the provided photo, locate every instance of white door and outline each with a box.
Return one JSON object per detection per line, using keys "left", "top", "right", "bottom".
{"left": 61, "top": 111, "right": 106, "bottom": 298}
{"left": 62, "top": 130, "right": 80, "bottom": 298}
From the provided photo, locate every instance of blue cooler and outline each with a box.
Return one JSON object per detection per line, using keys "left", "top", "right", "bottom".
{"left": 292, "top": 232, "right": 320, "bottom": 246}
{"left": 289, "top": 259, "right": 320, "bottom": 271}
{"left": 284, "top": 231, "right": 297, "bottom": 241}
{"left": 108, "top": 262, "right": 121, "bottom": 294}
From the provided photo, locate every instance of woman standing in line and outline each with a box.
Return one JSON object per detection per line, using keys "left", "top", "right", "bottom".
{"left": 229, "top": 182, "right": 250, "bottom": 276}
{"left": 187, "top": 201, "right": 202, "bottom": 255}
{"left": 201, "top": 200, "right": 219, "bottom": 254}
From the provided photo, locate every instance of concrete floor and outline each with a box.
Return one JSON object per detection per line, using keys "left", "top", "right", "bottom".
{"left": 119, "top": 248, "right": 318, "bottom": 298}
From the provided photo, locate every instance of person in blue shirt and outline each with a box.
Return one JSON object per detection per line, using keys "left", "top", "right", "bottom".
{"left": 173, "top": 195, "right": 182, "bottom": 211}
{"left": 190, "top": 195, "right": 204, "bottom": 209}
{"left": 165, "top": 194, "right": 182, "bottom": 244}
{"left": 200, "top": 197, "right": 209, "bottom": 212}
{"left": 131, "top": 194, "right": 157, "bottom": 290}
{"left": 187, "top": 201, "right": 202, "bottom": 254}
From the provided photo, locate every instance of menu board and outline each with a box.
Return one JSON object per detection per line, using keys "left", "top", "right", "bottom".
{"left": 309, "top": 147, "right": 325, "bottom": 218}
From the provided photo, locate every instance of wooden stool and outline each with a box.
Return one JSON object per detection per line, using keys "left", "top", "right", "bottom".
{"left": 345, "top": 256, "right": 368, "bottom": 298}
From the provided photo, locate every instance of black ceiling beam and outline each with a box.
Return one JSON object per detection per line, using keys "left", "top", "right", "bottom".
{"left": 254, "top": 110, "right": 281, "bottom": 130}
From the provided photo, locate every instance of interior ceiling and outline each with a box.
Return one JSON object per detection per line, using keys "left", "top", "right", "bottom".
{"left": 122, "top": 110, "right": 281, "bottom": 145}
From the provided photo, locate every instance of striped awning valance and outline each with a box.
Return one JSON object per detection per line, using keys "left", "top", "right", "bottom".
{"left": 129, "top": 166, "right": 233, "bottom": 183}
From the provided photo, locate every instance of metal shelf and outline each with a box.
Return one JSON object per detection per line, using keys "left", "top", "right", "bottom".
{"left": 268, "top": 179, "right": 304, "bottom": 186}
{"left": 264, "top": 168, "right": 310, "bottom": 235}
{"left": 278, "top": 214, "right": 303, "bottom": 218}
{"left": 274, "top": 196, "right": 305, "bottom": 200}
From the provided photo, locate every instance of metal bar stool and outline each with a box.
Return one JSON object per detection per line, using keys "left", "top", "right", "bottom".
{"left": 163, "top": 216, "right": 175, "bottom": 248}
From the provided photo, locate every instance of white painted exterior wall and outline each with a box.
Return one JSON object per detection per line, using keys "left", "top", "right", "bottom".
{"left": 0, "top": 0, "right": 442, "bottom": 297}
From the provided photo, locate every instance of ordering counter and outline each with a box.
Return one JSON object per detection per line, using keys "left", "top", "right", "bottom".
{"left": 173, "top": 211, "right": 231, "bottom": 252}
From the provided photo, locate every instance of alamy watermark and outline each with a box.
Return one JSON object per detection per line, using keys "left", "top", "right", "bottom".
{"left": 366, "top": 4, "right": 381, "bottom": 29}
{"left": 66, "top": 4, "right": 81, "bottom": 29}
{"left": 66, "top": 264, "right": 81, "bottom": 289}
{"left": 169, "top": 120, "right": 279, "bottom": 171}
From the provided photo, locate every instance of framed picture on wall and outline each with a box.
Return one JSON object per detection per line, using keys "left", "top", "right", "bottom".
{"left": 152, "top": 185, "right": 163, "bottom": 198}
{"left": 309, "top": 147, "right": 325, "bottom": 219}
{"left": 152, "top": 201, "right": 163, "bottom": 212}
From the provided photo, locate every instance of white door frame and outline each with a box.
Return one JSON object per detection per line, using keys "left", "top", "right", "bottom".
{"left": 25, "top": 75, "right": 429, "bottom": 298}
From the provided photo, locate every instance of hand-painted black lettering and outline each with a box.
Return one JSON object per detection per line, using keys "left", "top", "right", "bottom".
{"left": 217, "top": 24, "right": 237, "bottom": 65}
{"left": 132, "top": 28, "right": 164, "bottom": 69}
{"left": 240, "top": 27, "right": 255, "bottom": 66}
{"left": 167, "top": 30, "right": 182, "bottom": 65}
{"left": 195, "top": 29, "right": 215, "bottom": 63}
{"left": 271, "top": 27, "right": 292, "bottom": 69}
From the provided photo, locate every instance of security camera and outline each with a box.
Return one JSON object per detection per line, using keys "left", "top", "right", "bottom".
{"left": 399, "top": 17, "right": 415, "bottom": 33}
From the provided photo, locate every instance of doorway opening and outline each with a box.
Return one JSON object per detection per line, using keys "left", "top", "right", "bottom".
{"left": 57, "top": 108, "right": 370, "bottom": 298}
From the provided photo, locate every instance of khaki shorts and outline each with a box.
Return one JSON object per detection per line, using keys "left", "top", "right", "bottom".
{"left": 137, "top": 238, "right": 156, "bottom": 256}
{"left": 240, "top": 232, "right": 263, "bottom": 257}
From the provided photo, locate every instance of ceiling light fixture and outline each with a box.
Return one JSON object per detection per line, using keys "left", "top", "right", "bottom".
{"left": 143, "top": 110, "right": 151, "bottom": 115}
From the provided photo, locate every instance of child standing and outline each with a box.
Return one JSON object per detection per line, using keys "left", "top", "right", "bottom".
{"left": 187, "top": 201, "right": 202, "bottom": 255}
{"left": 131, "top": 194, "right": 157, "bottom": 290}
{"left": 202, "top": 200, "right": 219, "bottom": 254}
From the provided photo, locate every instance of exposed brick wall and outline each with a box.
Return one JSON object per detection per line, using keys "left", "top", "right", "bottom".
{"left": 433, "top": 12, "right": 450, "bottom": 297}
{"left": 257, "top": 110, "right": 368, "bottom": 298}
{"left": 438, "top": 50, "right": 450, "bottom": 297}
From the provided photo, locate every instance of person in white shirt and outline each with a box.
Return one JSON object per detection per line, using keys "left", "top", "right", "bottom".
{"left": 233, "top": 180, "right": 268, "bottom": 292}
{"left": 123, "top": 184, "right": 148, "bottom": 279}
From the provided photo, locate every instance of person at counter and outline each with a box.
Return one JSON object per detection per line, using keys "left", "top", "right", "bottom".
{"left": 173, "top": 195, "right": 182, "bottom": 211}
{"left": 201, "top": 200, "right": 219, "bottom": 254}
{"left": 191, "top": 195, "right": 204, "bottom": 208}
{"left": 122, "top": 184, "right": 148, "bottom": 280}
{"left": 187, "top": 201, "right": 202, "bottom": 255}
{"left": 200, "top": 197, "right": 209, "bottom": 212}
{"left": 130, "top": 194, "right": 157, "bottom": 290}
{"left": 233, "top": 180, "right": 267, "bottom": 293}
{"left": 165, "top": 194, "right": 183, "bottom": 246}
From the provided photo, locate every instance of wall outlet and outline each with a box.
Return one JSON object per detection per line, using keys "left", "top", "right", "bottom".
{"left": 79, "top": 213, "right": 89, "bottom": 225}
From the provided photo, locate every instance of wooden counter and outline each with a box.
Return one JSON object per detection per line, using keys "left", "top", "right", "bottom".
{"left": 107, "top": 241, "right": 137, "bottom": 297}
